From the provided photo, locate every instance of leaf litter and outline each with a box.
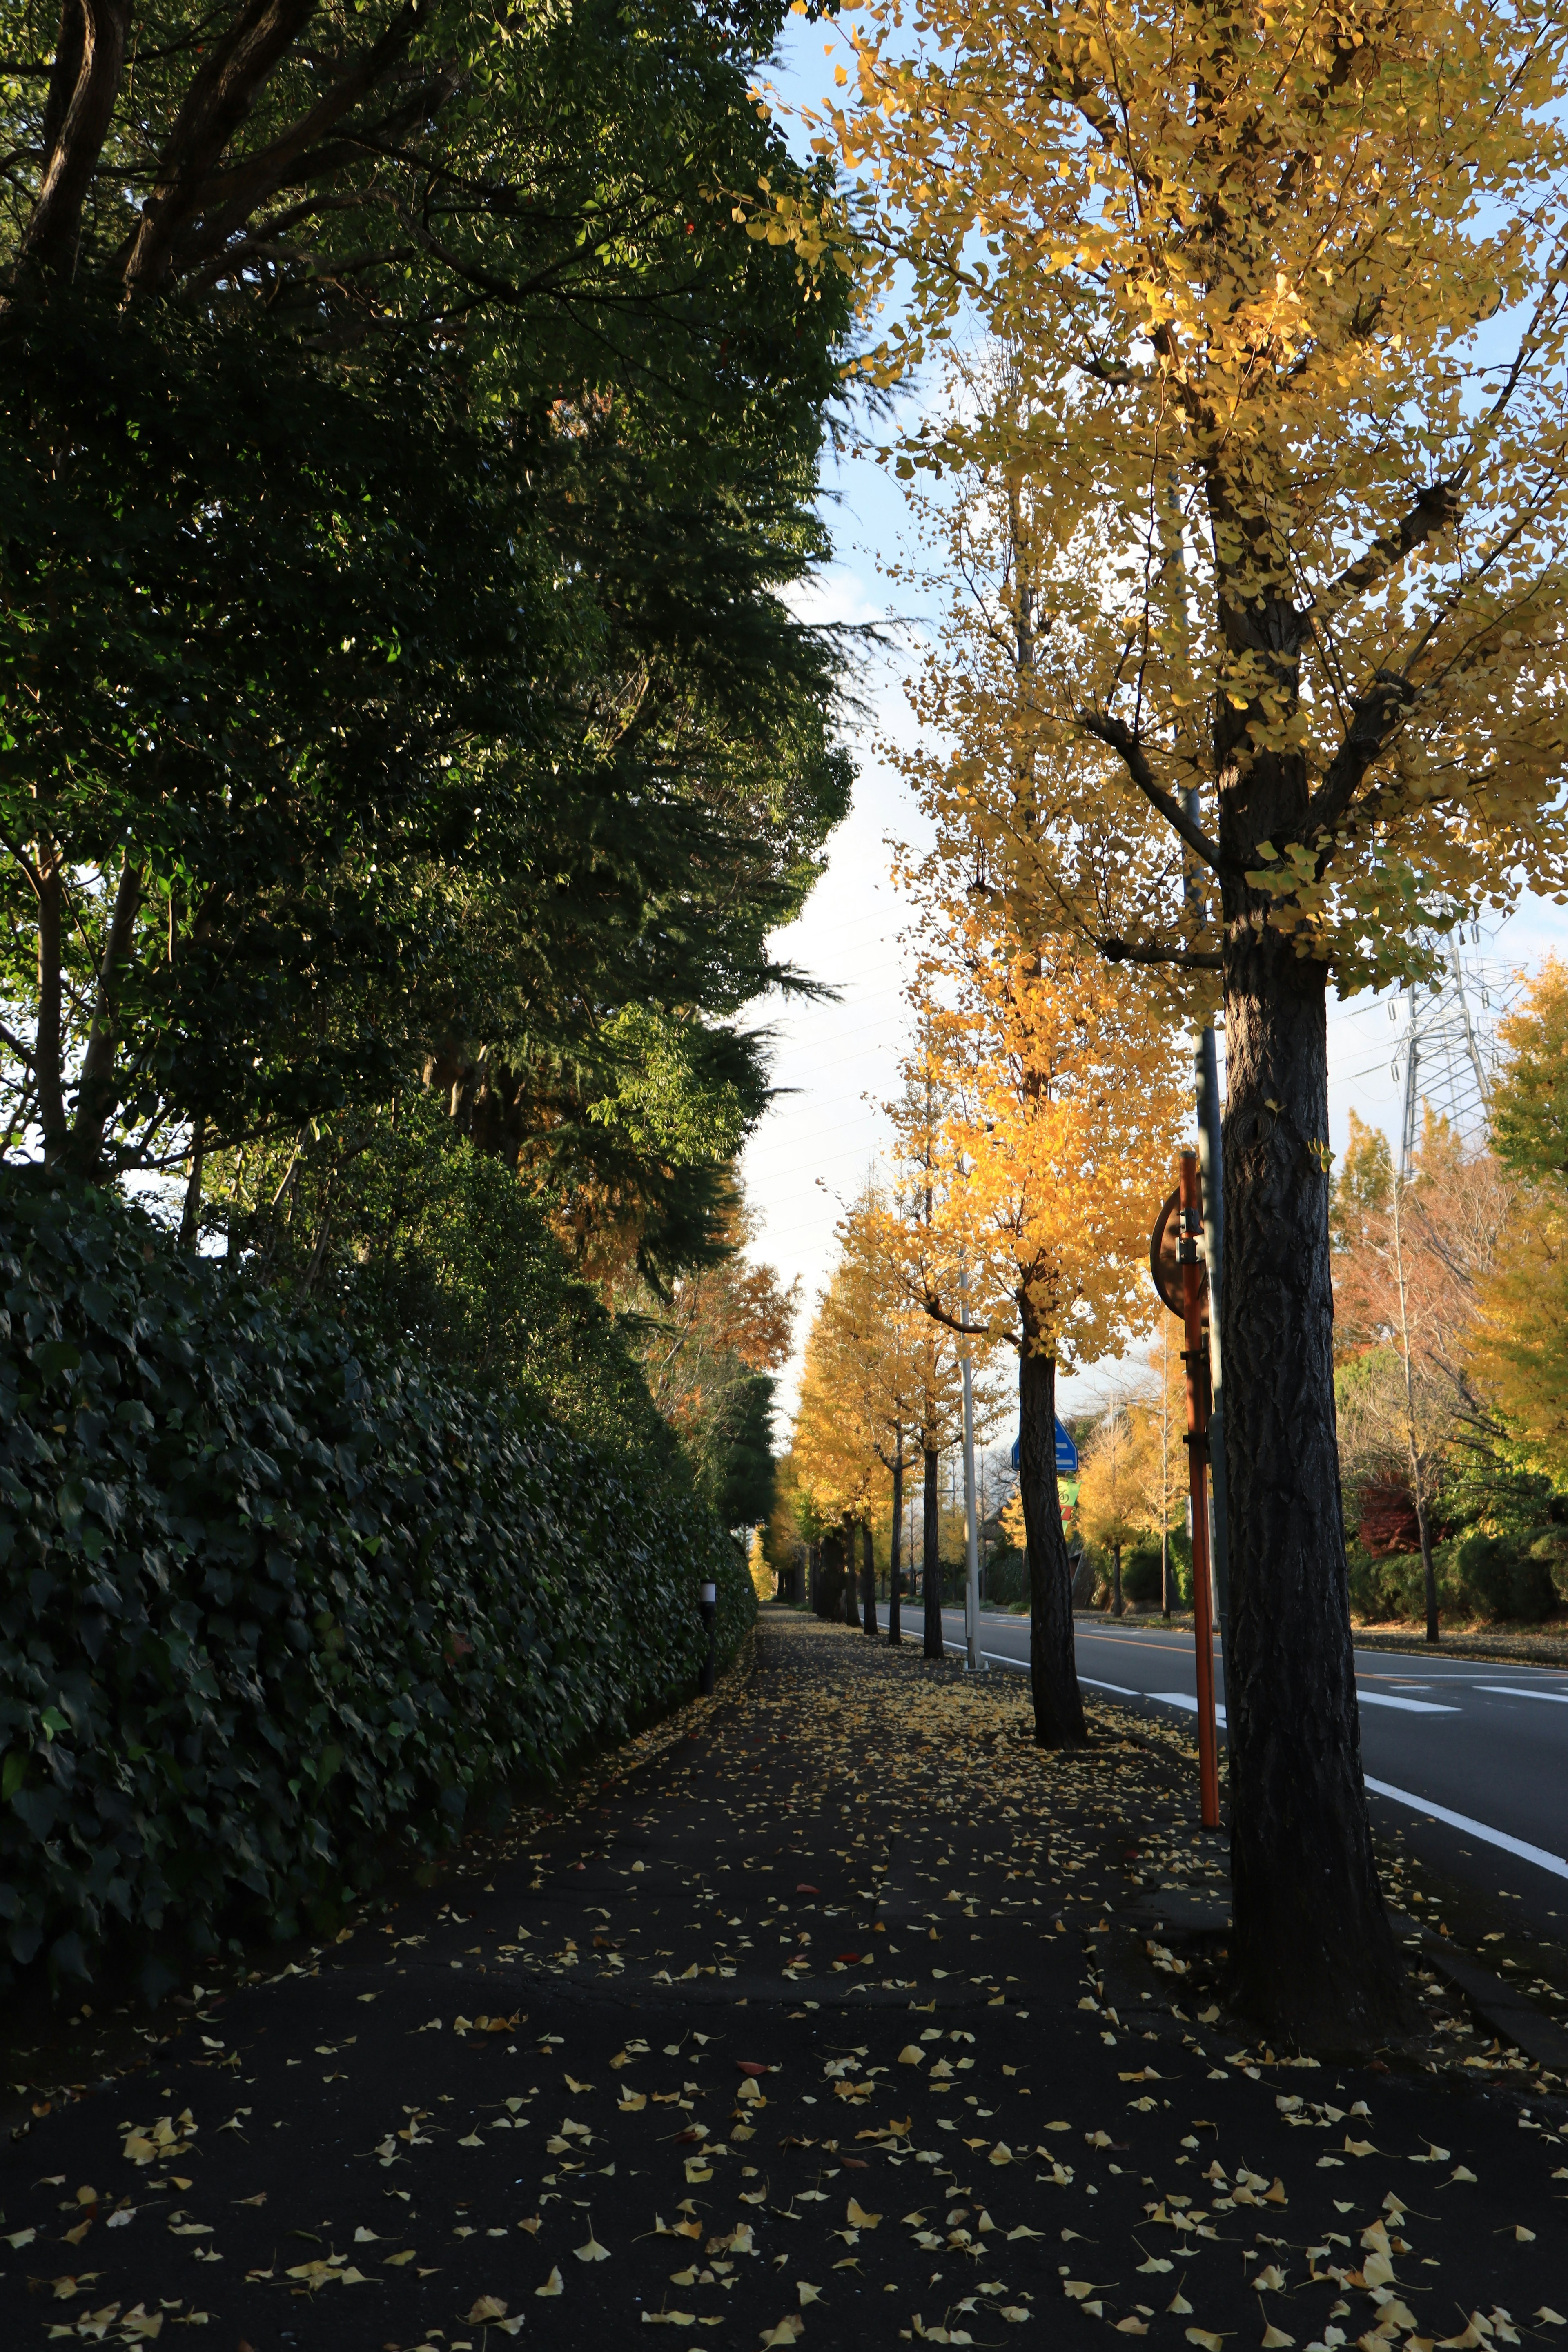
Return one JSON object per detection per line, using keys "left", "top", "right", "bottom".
{"left": 0, "top": 1613, "right": 1564, "bottom": 2349}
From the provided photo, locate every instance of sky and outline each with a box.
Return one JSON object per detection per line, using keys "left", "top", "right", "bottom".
{"left": 739, "top": 20, "right": 1568, "bottom": 1443}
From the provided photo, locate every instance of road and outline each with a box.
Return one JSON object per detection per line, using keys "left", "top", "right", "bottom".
{"left": 878, "top": 1602, "right": 1568, "bottom": 1943}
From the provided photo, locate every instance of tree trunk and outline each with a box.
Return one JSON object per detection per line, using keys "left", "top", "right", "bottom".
{"left": 889, "top": 1446, "right": 904, "bottom": 1646}
{"left": 1111, "top": 1543, "right": 1124, "bottom": 1617}
{"left": 841, "top": 1518, "right": 860, "bottom": 1625}
{"left": 1221, "top": 916, "right": 1408, "bottom": 2042}
{"left": 861, "top": 1521, "right": 876, "bottom": 1637}
{"left": 179, "top": 1116, "right": 207, "bottom": 1250}
{"left": 1415, "top": 1485, "right": 1439, "bottom": 1646}
{"left": 1019, "top": 1333, "right": 1086, "bottom": 1746}
{"left": 922, "top": 1446, "right": 942, "bottom": 1658}
{"left": 67, "top": 850, "right": 143, "bottom": 1177}
{"left": 35, "top": 843, "right": 67, "bottom": 1164}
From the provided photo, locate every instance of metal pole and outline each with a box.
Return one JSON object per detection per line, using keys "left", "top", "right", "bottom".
{"left": 1178, "top": 1151, "right": 1222, "bottom": 1829}
{"left": 1194, "top": 1025, "right": 1230, "bottom": 1640}
{"left": 960, "top": 1263, "right": 982, "bottom": 1672}
{"left": 699, "top": 1580, "right": 717, "bottom": 1696}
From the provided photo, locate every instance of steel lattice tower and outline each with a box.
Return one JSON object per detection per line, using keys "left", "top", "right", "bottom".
{"left": 1393, "top": 933, "right": 1514, "bottom": 1176}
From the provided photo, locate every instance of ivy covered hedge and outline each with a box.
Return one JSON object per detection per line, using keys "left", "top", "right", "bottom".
{"left": 0, "top": 1174, "right": 753, "bottom": 1992}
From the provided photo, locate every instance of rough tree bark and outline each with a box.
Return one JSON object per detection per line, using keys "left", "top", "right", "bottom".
{"left": 1220, "top": 917, "right": 1408, "bottom": 2042}
{"left": 861, "top": 1522, "right": 876, "bottom": 1638}
{"left": 1018, "top": 1325, "right": 1086, "bottom": 1746}
{"left": 922, "top": 1446, "right": 942, "bottom": 1658}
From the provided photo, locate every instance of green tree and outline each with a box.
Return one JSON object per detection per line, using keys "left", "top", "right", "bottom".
{"left": 0, "top": 0, "right": 857, "bottom": 1292}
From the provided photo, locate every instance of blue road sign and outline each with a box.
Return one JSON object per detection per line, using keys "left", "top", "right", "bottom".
{"left": 1009, "top": 1420, "right": 1080, "bottom": 1477}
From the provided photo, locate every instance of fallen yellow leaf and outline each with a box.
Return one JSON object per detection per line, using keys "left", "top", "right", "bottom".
{"left": 536, "top": 2266, "right": 564, "bottom": 2296}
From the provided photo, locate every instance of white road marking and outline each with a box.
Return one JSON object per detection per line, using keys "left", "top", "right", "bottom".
{"left": 1364, "top": 1777, "right": 1568, "bottom": 1882}
{"left": 1151, "top": 1690, "right": 1229, "bottom": 1727}
{"left": 1477, "top": 1684, "right": 1568, "bottom": 1706}
{"left": 1078, "top": 1675, "right": 1142, "bottom": 1697}
{"left": 1354, "top": 1691, "right": 1459, "bottom": 1714}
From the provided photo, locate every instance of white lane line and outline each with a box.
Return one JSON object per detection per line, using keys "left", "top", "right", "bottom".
{"left": 1364, "top": 1777, "right": 1568, "bottom": 1883}
{"left": 1477, "top": 1684, "right": 1568, "bottom": 1706}
{"left": 1356, "top": 1691, "right": 1458, "bottom": 1714}
{"left": 1152, "top": 1690, "right": 1229, "bottom": 1727}
{"left": 1079, "top": 1675, "right": 1142, "bottom": 1696}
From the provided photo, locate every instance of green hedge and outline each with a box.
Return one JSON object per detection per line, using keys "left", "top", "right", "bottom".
{"left": 0, "top": 1175, "right": 753, "bottom": 1992}
{"left": 1345, "top": 1534, "right": 1565, "bottom": 1625}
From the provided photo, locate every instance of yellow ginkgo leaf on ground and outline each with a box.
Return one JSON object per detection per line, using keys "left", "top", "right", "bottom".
{"left": 1514, "top": 2226, "right": 1536, "bottom": 2242}
{"left": 384, "top": 2250, "right": 416, "bottom": 2267}
{"left": 1436, "top": 2323, "right": 1488, "bottom": 2350}
{"left": 1254, "top": 2267, "right": 1287, "bottom": 2295}
{"left": 564, "top": 2075, "right": 594, "bottom": 2092}
{"left": 1449, "top": 2167, "right": 1478, "bottom": 2185}
{"left": 1535, "top": 2311, "right": 1566, "bottom": 2327}
{"left": 1260, "top": 2329, "right": 1295, "bottom": 2349}
{"left": 1168, "top": 2293, "right": 1194, "bottom": 2315}
{"left": 1186, "top": 2330, "right": 1227, "bottom": 2352}
{"left": 898, "top": 2046, "right": 926, "bottom": 2065}
{"left": 352, "top": 2227, "right": 382, "bottom": 2242}
{"left": 1138, "top": 2258, "right": 1173, "bottom": 2274}
{"left": 1000, "top": 2312, "right": 1031, "bottom": 2327}
{"left": 466, "top": 2297, "right": 508, "bottom": 2323}
{"left": 799, "top": 2284, "right": 824, "bottom": 2305}
{"left": 642, "top": 2310, "right": 696, "bottom": 2327}
{"left": 1008, "top": 2226, "right": 1046, "bottom": 2241}
{"left": 1116, "top": 2321, "right": 1149, "bottom": 2335}
{"left": 619, "top": 2092, "right": 647, "bottom": 2111}
{"left": 575, "top": 2232, "right": 610, "bottom": 2262}
{"left": 535, "top": 2267, "right": 564, "bottom": 2297}
{"left": 760, "top": 2319, "right": 805, "bottom": 2348}
{"left": 846, "top": 2198, "right": 882, "bottom": 2228}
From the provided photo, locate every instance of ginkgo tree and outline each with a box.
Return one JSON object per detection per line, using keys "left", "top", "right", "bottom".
{"left": 804, "top": 0, "right": 1568, "bottom": 2040}
{"left": 794, "top": 1182, "right": 975, "bottom": 1648}
{"left": 886, "top": 903, "right": 1189, "bottom": 1743}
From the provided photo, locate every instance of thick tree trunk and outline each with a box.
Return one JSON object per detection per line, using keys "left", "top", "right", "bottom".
{"left": 889, "top": 1448, "right": 904, "bottom": 1646}
{"left": 1221, "top": 918, "right": 1408, "bottom": 2043}
{"left": 922, "top": 1446, "right": 942, "bottom": 1658}
{"left": 861, "top": 1522, "right": 876, "bottom": 1637}
{"left": 1019, "top": 1336, "right": 1086, "bottom": 1746}
{"left": 841, "top": 1518, "right": 859, "bottom": 1625}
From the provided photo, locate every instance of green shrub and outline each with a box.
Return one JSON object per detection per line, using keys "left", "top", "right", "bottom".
{"left": 0, "top": 1174, "right": 752, "bottom": 1993}
{"left": 1454, "top": 1533, "right": 1557, "bottom": 1623}
{"left": 1121, "top": 1545, "right": 1165, "bottom": 1608}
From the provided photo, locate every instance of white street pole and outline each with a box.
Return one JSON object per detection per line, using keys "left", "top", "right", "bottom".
{"left": 960, "top": 1262, "right": 982, "bottom": 1672}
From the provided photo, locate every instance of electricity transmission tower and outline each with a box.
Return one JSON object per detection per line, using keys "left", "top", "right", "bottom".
{"left": 1392, "top": 933, "right": 1514, "bottom": 1176}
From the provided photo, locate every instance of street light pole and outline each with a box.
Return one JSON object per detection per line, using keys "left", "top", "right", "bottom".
{"left": 960, "top": 1261, "right": 982, "bottom": 1672}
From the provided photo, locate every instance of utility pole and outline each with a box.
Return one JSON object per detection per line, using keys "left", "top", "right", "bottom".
{"left": 960, "top": 1261, "right": 982, "bottom": 1671}
{"left": 1192, "top": 1006, "right": 1231, "bottom": 1640}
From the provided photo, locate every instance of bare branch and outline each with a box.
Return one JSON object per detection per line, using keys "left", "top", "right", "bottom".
{"left": 1078, "top": 707, "right": 1222, "bottom": 869}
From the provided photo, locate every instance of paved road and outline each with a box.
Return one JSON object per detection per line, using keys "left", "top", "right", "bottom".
{"left": 879, "top": 1603, "right": 1568, "bottom": 1942}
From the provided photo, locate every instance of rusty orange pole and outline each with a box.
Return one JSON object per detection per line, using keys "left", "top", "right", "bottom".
{"left": 1179, "top": 1148, "right": 1222, "bottom": 1830}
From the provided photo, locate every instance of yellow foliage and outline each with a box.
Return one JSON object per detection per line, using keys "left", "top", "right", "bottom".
{"left": 810, "top": 0, "right": 1568, "bottom": 994}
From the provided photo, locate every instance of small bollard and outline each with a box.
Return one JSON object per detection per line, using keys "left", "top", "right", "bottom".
{"left": 699, "top": 1581, "right": 717, "bottom": 1695}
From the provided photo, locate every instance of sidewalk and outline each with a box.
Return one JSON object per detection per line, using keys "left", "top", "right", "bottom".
{"left": 0, "top": 1613, "right": 1562, "bottom": 2352}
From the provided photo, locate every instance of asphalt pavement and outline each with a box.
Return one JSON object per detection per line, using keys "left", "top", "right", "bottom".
{"left": 878, "top": 1604, "right": 1568, "bottom": 1945}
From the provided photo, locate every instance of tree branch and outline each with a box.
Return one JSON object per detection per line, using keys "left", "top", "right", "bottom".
{"left": 120, "top": 0, "right": 330, "bottom": 294}
{"left": 9, "top": 0, "right": 129, "bottom": 291}
{"left": 1078, "top": 708, "right": 1222, "bottom": 870}
{"left": 1098, "top": 933, "right": 1223, "bottom": 971}
{"left": 1302, "top": 668, "right": 1417, "bottom": 844}
{"left": 1311, "top": 478, "right": 1462, "bottom": 625}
